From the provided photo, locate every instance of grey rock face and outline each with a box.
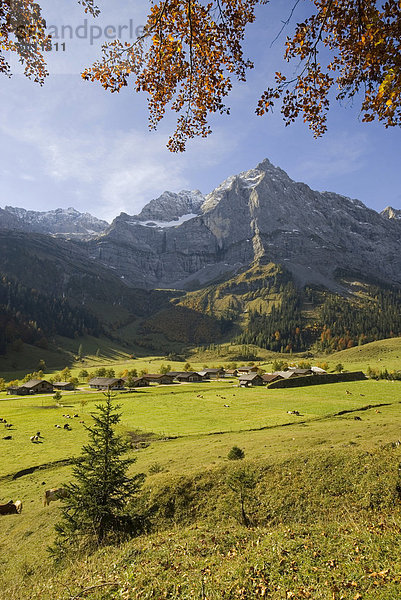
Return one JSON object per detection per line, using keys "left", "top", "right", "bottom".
{"left": 89, "top": 159, "right": 401, "bottom": 290}
{"left": 0, "top": 207, "right": 23, "bottom": 230}
{"left": 134, "top": 190, "right": 204, "bottom": 222}
{"left": 0, "top": 206, "right": 108, "bottom": 237}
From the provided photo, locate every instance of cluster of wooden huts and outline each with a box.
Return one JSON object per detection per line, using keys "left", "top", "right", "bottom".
{"left": 88, "top": 366, "right": 327, "bottom": 390}
{"left": 88, "top": 368, "right": 226, "bottom": 390}
{"left": 236, "top": 366, "right": 327, "bottom": 387}
{"left": 6, "top": 366, "right": 328, "bottom": 395}
{"left": 7, "top": 380, "right": 75, "bottom": 395}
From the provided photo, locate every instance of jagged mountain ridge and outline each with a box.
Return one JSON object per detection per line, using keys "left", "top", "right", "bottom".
{"left": 133, "top": 190, "right": 204, "bottom": 222}
{"left": 0, "top": 159, "right": 401, "bottom": 356}
{"left": 90, "top": 159, "right": 401, "bottom": 291}
{"left": 0, "top": 206, "right": 109, "bottom": 237}
{"left": 1, "top": 159, "right": 400, "bottom": 295}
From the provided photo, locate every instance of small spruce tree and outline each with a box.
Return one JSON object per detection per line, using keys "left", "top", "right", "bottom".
{"left": 51, "top": 392, "right": 145, "bottom": 560}
{"left": 228, "top": 446, "right": 245, "bottom": 460}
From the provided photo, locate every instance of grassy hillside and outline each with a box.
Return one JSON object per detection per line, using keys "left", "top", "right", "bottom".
{"left": 1, "top": 377, "right": 401, "bottom": 599}
{"left": 0, "top": 335, "right": 134, "bottom": 381}
{"left": 137, "top": 262, "right": 401, "bottom": 355}
{"left": 19, "top": 512, "right": 401, "bottom": 600}
{"left": 329, "top": 337, "right": 401, "bottom": 371}
{"left": 180, "top": 261, "right": 285, "bottom": 316}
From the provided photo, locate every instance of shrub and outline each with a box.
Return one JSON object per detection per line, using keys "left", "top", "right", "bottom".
{"left": 228, "top": 446, "right": 245, "bottom": 461}
{"left": 149, "top": 462, "right": 164, "bottom": 475}
{"left": 78, "top": 369, "right": 89, "bottom": 381}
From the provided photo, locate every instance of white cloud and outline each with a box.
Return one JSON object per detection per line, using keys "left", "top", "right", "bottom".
{"left": 96, "top": 125, "right": 240, "bottom": 218}
{"left": 37, "top": 128, "right": 193, "bottom": 219}
{"left": 0, "top": 75, "right": 241, "bottom": 220}
{"left": 99, "top": 131, "right": 190, "bottom": 218}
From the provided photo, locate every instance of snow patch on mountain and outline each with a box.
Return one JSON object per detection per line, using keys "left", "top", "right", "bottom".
{"left": 130, "top": 213, "right": 199, "bottom": 228}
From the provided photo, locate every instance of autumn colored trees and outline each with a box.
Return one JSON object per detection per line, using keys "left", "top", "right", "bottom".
{"left": 2, "top": 1, "right": 400, "bottom": 149}
{"left": 256, "top": 0, "right": 401, "bottom": 137}
{"left": 237, "top": 284, "right": 401, "bottom": 353}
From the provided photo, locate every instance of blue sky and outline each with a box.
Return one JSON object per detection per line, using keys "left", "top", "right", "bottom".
{"left": 1, "top": 0, "right": 400, "bottom": 222}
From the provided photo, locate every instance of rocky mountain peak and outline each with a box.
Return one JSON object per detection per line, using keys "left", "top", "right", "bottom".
{"left": 92, "top": 158, "right": 401, "bottom": 291}
{"left": 133, "top": 189, "right": 205, "bottom": 222}
{"left": 381, "top": 206, "right": 401, "bottom": 220}
{"left": 201, "top": 158, "right": 295, "bottom": 214}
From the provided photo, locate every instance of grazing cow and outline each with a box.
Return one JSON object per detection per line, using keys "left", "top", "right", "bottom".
{"left": 63, "top": 423, "right": 71, "bottom": 430}
{"left": 30, "top": 435, "right": 39, "bottom": 443}
{"left": 44, "top": 487, "right": 68, "bottom": 506}
{"left": 3, "top": 435, "right": 12, "bottom": 440}
{"left": 0, "top": 500, "right": 22, "bottom": 515}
